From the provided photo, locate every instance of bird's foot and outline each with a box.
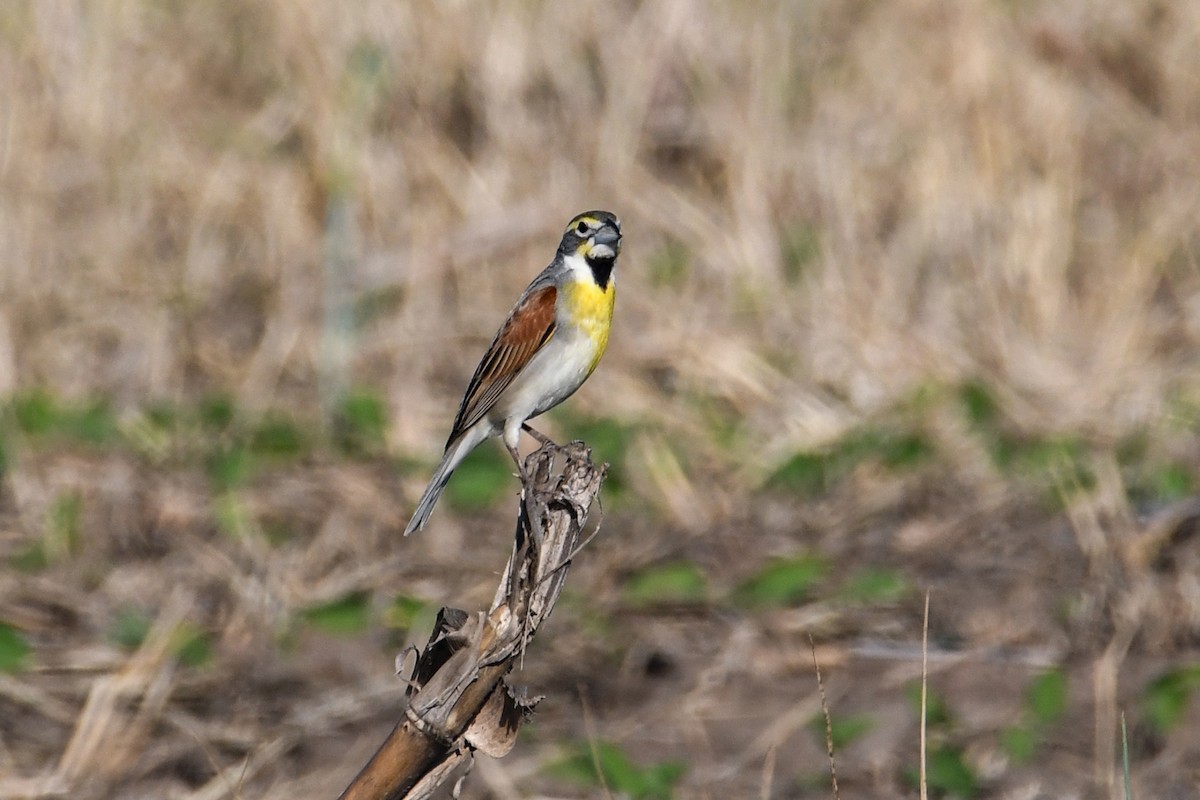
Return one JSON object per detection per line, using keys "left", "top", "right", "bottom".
{"left": 520, "top": 423, "right": 558, "bottom": 448}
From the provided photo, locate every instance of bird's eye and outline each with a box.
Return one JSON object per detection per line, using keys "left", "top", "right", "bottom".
{"left": 575, "top": 220, "right": 589, "bottom": 235}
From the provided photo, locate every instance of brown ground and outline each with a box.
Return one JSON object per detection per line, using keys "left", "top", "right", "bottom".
{"left": 2, "top": 1, "right": 1200, "bottom": 798}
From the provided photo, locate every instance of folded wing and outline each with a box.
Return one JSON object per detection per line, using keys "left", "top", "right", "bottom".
{"left": 446, "top": 284, "right": 557, "bottom": 447}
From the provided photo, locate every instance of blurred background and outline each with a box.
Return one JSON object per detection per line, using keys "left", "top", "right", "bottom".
{"left": 2, "top": 0, "right": 1200, "bottom": 797}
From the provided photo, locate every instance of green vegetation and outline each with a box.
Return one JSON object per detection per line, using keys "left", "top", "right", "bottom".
{"left": 766, "top": 425, "right": 934, "bottom": 496}
{"left": 9, "top": 390, "right": 118, "bottom": 445}
{"left": 334, "top": 389, "right": 389, "bottom": 456}
{"left": 444, "top": 445, "right": 515, "bottom": 511}
{"left": 302, "top": 591, "right": 373, "bottom": 636}
{"left": 382, "top": 594, "right": 428, "bottom": 633}
{"left": 731, "top": 554, "right": 826, "bottom": 609}
{"left": 249, "top": 413, "right": 310, "bottom": 460}
{"left": 172, "top": 622, "right": 215, "bottom": 668}
{"left": 1142, "top": 664, "right": 1200, "bottom": 735}
{"left": 622, "top": 561, "right": 708, "bottom": 608}
{"left": 558, "top": 413, "right": 641, "bottom": 501}
{"left": 1001, "top": 668, "right": 1068, "bottom": 764}
{"left": 916, "top": 748, "right": 979, "bottom": 799}
{"left": 1123, "top": 453, "right": 1198, "bottom": 506}
{"left": 8, "top": 490, "right": 84, "bottom": 571}
{"left": 904, "top": 684, "right": 978, "bottom": 798}
{"left": 810, "top": 712, "right": 873, "bottom": 749}
{"left": 1027, "top": 669, "right": 1068, "bottom": 725}
{"left": 109, "top": 608, "right": 154, "bottom": 650}
{"left": 0, "top": 621, "right": 31, "bottom": 673}
{"left": 835, "top": 566, "right": 909, "bottom": 605}
{"left": 760, "top": 378, "right": 1200, "bottom": 513}
{"left": 958, "top": 383, "right": 1094, "bottom": 502}
{"left": 546, "top": 741, "right": 686, "bottom": 800}
{"left": 47, "top": 492, "right": 83, "bottom": 558}
{"left": 0, "top": 388, "right": 396, "bottom": 500}
{"left": 107, "top": 610, "right": 214, "bottom": 667}
{"left": 381, "top": 594, "right": 435, "bottom": 648}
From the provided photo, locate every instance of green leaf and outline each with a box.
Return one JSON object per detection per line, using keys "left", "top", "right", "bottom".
{"left": 249, "top": 413, "right": 307, "bottom": 460}
{"left": 635, "top": 760, "right": 687, "bottom": 800}
{"left": 765, "top": 451, "right": 828, "bottom": 495}
{"left": 960, "top": 381, "right": 1000, "bottom": 429}
{"left": 110, "top": 608, "right": 152, "bottom": 650}
{"left": 66, "top": 400, "right": 117, "bottom": 444}
{"left": 213, "top": 492, "right": 253, "bottom": 538}
{"left": 144, "top": 403, "right": 180, "bottom": 432}
{"left": 1142, "top": 665, "right": 1200, "bottom": 734}
{"left": 810, "top": 713, "right": 874, "bottom": 749}
{"left": 172, "top": 623, "right": 213, "bottom": 667}
{"left": 0, "top": 622, "right": 31, "bottom": 673}
{"left": 12, "top": 389, "right": 58, "bottom": 436}
{"left": 382, "top": 595, "right": 428, "bottom": 632}
{"left": 334, "top": 389, "right": 389, "bottom": 456}
{"left": 1001, "top": 725, "right": 1037, "bottom": 763}
{"left": 991, "top": 435, "right": 1090, "bottom": 481}
{"left": 766, "top": 427, "right": 933, "bottom": 496}
{"left": 1146, "top": 462, "right": 1195, "bottom": 502}
{"left": 48, "top": 492, "right": 83, "bottom": 558}
{"left": 877, "top": 432, "right": 934, "bottom": 470}
{"left": 546, "top": 742, "right": 685, "bottom": 800}
{"left": 836, "top": 567, "right": 909, "bottom": 604}
{"left": 10, "top": 392, "right": 117, "bottom": 445}
{"left": 623, "top": 561, "right": 708, "bottom": 608}
{"left": 906, "top": 682, "right": 953, "bottom": 727}
{"left": 594, "top": 743, "right": 645, "bottom": 795}
{"left": 924, "top": 747, "right": 979, "bottom": 798}
{"left": 10, "top": 542, "right": 49, "bottom": 573}
{"left": 1028, "top": 669, "right": 1067, "bottom": 726}
{"left": 303, "top": 591, "right": 372, "bottom": 636}
{"left": 199, "top": 394, "right": 236, "bottom": 431}
{"left": 207, "top": 445, "right": 252, "bottom": 490}
{"left": 731, "top": 555, "right": 826, "bottom": 610}
{"left": 544, "top": 747, "right": 600, "bottom": 786}
{"left": 444, "top": 446, "right": 514, "bottom": 510}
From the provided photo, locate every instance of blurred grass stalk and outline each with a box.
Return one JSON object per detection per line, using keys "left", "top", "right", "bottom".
{"left": 319, "top": 42, "right": 387, "bottom": 427}
{"left": 320, "top": 188, "right": 358, "bottom": 427}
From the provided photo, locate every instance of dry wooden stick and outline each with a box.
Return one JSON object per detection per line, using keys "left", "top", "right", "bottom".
{"left": 339, "top": 441, "right": 606, "bottom": 800}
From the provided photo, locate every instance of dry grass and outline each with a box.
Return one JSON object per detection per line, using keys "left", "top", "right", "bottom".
{"left": 2, "top": 0, "right": 1200, "bottom": 797}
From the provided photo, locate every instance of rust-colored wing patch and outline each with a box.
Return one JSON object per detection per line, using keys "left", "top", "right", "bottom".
{"left": 446, "top": 284, "right": 557, "bottom": 447}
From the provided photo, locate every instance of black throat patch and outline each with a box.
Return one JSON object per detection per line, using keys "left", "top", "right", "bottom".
{"left": 587, "top": 257, "right": 614, "bottom": 291}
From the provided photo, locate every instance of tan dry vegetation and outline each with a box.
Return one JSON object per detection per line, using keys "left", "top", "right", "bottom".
{"left": 2, "top": 0, "right": 1200, "bottom": 797}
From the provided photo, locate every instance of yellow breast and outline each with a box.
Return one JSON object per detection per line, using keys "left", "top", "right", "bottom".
{"left": 563, "top": 277, "right": 615, "bottom": 373}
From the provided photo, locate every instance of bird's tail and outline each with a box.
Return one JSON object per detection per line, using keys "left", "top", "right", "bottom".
{"left": 404, "top": 427, "right": 487, "bottom": 535}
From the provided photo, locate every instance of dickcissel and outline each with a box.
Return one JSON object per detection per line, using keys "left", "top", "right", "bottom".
{"left": 404, "top": 210, "right": 622, "bottom": 534}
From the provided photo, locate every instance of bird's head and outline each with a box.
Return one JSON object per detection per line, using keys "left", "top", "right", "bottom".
{"left": 559, "top": 210, "right": 622, "bottom": 265}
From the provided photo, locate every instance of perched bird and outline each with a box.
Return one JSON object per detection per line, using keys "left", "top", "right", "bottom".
{"left": 404, "top": 210, "right": 622, "bottom": 534}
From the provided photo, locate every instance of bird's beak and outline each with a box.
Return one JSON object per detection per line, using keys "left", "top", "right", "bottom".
{"left": 589, "top": 227, "right": 622, "bottom": 259}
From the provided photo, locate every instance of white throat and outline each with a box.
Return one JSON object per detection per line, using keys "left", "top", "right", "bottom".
{"left": 562, "top": 251, "right": 596, "bottom": 282}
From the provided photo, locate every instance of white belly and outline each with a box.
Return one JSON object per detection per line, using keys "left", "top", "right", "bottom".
{"left": 488, "top": 327, "right": 597, "bottom": 445}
